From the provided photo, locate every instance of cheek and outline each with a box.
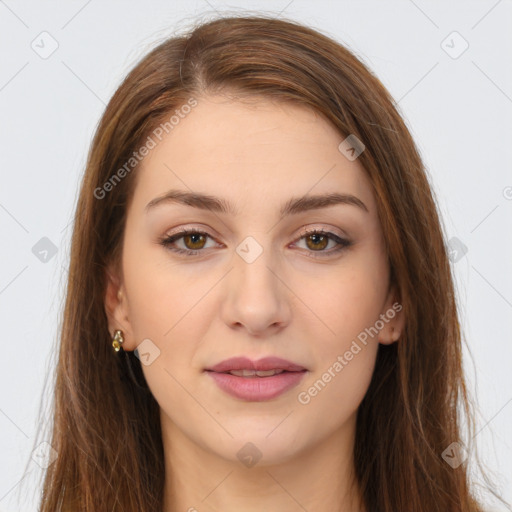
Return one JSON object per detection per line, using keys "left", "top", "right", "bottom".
{"left": 293, "top": 342, "right": 378, "bottom": 451}
{"left": 296, "top": 266, "right": 386, "bottom": 420}
{"left": 122, "top": 239, "right": 198, "bottom": 339}
{"left": 298, "top": 254, "right": 386, "bottom": 409}
{"left": 313, "top": 262, "right": 389, "bottom": 354}
{"left": 122, "top": 250, "right": 214, "bottom": 393}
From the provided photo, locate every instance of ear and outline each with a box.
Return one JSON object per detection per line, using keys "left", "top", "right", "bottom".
{"left": 104, "top": 263, "right": 136, "bottom": 351}
{"left": 378, "top": 282, "right": 405, "bottom": 345}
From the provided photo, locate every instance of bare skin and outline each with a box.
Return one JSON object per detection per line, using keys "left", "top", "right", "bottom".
{"left": 105, "top": 94, "right": 404, "bottom": 512}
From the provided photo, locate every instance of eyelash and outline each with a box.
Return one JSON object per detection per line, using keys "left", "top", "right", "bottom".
{"left": 158, "top": 227, "right": 352, "bottom": 259}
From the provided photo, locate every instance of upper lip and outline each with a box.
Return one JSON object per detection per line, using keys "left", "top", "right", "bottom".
{"left": 205, "top": 356, "right": 307, "bottom": 373}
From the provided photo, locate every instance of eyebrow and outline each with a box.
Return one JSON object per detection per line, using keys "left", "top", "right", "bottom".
{"left": 145, "top": 189, "right": 369, "bottom": 216}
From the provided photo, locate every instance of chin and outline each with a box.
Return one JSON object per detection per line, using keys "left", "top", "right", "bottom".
{"left": 213, "top": 423, "right": 309, "bottom": 466}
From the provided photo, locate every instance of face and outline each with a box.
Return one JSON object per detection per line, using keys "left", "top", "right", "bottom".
{"left": 105, "top": 93, "right": 403, "bottom": 466}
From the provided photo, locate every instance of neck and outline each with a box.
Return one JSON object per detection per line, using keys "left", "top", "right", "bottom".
{"left": 161, "top": 412, "right": 365, "bottom": 512}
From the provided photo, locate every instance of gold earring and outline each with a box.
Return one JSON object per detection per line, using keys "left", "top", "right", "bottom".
{"left": 112, "top": 329, "right": 124, "bottom": 352}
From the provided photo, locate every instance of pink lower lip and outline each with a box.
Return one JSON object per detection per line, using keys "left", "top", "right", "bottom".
{"left": 206, "top": 370, "right": 307, "bottom": 401}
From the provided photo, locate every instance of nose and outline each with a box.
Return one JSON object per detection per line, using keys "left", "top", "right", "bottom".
{"left": 220, "top": 240, "right": 291, "bottom": 337}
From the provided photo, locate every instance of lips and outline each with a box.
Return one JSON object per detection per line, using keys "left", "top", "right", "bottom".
{"left": 227, "top": 368, "right": 285, "bottom": 377}
{"left": 205, "top": 356, "right": 307, "bottom": 401}
{"left": 205, "top": 356, "right": 307, "bottom": 373}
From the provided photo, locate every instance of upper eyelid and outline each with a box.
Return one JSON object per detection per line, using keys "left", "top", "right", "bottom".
{"left": 165, "top": 224, "right": 348, "bottom": 241}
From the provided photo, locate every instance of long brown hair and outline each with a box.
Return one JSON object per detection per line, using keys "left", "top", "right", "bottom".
{"left": 25, "top": 13, "right": 499, "bottom": 511}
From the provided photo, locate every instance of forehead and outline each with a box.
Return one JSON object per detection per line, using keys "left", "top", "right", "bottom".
{"left": 130, "top": 94, "right": 376, "bottom": 217}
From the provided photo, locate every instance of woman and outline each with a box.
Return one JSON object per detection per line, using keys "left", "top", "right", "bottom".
{"left": 31, "top": 14, "right": 500, "bottom": 512}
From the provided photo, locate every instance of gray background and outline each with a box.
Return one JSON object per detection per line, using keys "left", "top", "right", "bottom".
{"left": 1, "top": 1, "right": 511, "bottom": 510}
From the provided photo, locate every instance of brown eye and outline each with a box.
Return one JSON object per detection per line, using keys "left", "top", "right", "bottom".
{"left": 183, "top": 233, "right": 207, "bottom": 250}
{"left": 294, "top": 229, "right": 352, "bottom": 259}
{"left": 160, "top": 228, "right": 351, "bottom": 258}
{"left": 305, "top": 233, "right": 329, "bottom": 251}
{"left": 159, "top": 229, "right": 216, "bottom": 255}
